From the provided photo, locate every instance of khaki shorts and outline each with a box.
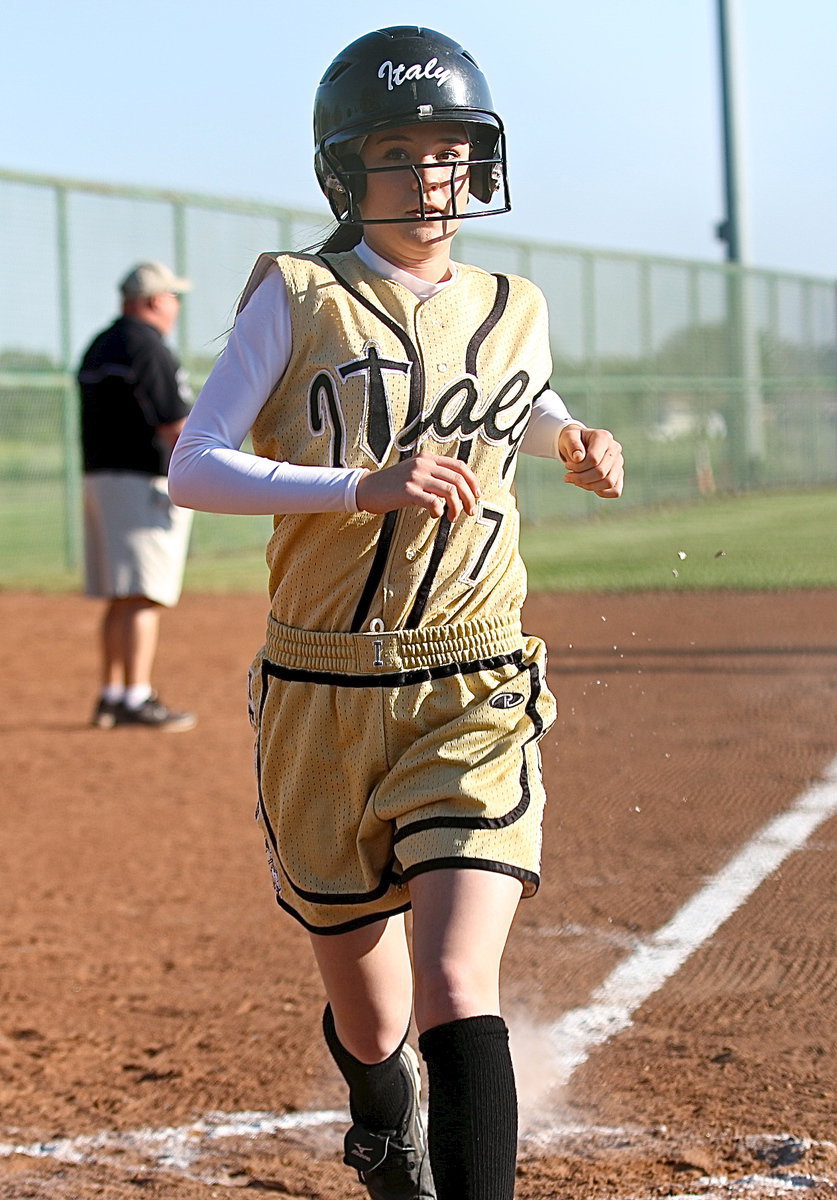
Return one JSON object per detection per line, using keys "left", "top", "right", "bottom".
{"left": 247, "top": 612, "right": 557, "bottom": 934}
{"left": 84, "top": 472, "right": 193, "bottom": 608}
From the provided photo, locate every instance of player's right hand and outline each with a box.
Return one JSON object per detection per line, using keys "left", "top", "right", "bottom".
{"left": 356, "top": 452, "right": 481, "bottom": 521}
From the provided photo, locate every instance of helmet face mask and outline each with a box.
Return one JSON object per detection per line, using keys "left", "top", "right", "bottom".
{"left": 319, "top": 137, "right": 508, "bottom": 224}
{"left": 314, "top": 27, "right": 510, "bottom": 225}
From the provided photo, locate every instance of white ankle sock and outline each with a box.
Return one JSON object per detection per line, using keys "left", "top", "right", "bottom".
{"left": 124, "top": 684, "right": 153, "bottom": 710}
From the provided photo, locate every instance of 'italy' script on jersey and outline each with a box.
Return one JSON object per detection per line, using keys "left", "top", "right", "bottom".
{"left": 238, "top": 250, "right": 552, "bottom": 635}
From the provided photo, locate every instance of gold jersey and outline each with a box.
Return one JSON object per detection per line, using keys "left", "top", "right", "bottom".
{"left": 240, "top": 249, "right": 553, "bottom": 633}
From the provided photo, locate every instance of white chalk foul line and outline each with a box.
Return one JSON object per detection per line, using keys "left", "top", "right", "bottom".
{"left": 548, "top": 754, "right": 837, "bottom": 1086}
{"left": 0, "top": 1109, "right": 346, "bottom": 1175}
{"left": 0, "top": 1112, "right": 635, "bottom": 1182}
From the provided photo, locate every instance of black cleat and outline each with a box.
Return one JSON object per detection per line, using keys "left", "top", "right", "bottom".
{"left": 116, "top": 693, "right": 197, "bottom": 732}
{"left": 343, "top": 1045, "right": 435, "bottom": 1199}
{"left": 91, "top": 697, "right": 122, "bottom": 729}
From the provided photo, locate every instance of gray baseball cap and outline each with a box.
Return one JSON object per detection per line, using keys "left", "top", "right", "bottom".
{"left": 120, "top": 261, "right": 193, "bottom": 299}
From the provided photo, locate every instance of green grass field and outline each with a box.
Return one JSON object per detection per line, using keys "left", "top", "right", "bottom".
{"left": 3, "top": 487, "right": 834, "bottom": 595}
{"left": 518, "top": 486, "right": 837, "bottom": 592}
{"left": 178, "top": 487, "right": 836, "bottom": 594}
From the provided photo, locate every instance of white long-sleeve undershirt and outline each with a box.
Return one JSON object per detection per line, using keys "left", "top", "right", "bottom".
{"left": 168, "top": 241, "right": 582, "bottom": 516}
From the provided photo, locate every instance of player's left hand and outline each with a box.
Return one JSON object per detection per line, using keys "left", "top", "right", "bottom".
{"left": 558, "top": 425, "right": 624, "bottom": 498}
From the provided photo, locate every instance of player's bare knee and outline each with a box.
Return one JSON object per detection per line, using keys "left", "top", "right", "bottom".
{"left": 413, "top": 956, "right": 497, "bottom": 1028}
{"left": 340, "top": 1025, "right": 408, "bottom": 1065}
{"left": 330, "top": 1008, "right": 411, "bottom": 1065}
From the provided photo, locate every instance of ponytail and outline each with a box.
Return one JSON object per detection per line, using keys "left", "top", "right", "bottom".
{"left": 311, "top": 222, "right": 363, "bottom": 256}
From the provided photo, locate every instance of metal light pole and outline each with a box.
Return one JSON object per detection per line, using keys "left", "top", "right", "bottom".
{"left": 715, "top": 0, "right": 764, "bottom": 476}
{"left": 716, "top": 0, "right": 749, "bottom": 264}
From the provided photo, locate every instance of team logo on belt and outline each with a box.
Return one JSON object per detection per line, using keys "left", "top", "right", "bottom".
{"left": 490, "top": 692, "right": 524, "bottom": 709}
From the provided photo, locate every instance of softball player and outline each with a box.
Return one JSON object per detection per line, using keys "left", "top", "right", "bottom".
{"left": 169, "top": 26, "right": 623, "bottom": 1200}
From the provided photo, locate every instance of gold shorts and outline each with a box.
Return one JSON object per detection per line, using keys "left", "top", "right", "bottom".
{"left": 247, "top": 612, "right": 557, "bottom": 934}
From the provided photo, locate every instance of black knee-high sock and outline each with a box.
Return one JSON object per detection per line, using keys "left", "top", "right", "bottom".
{"left": 322, "top": 1004, "right": 410, "bottom": 1131}
{"left": 419, "top": 1015, "right": 518, "bottom": 1200}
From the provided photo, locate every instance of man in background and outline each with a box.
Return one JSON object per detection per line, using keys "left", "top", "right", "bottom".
{"left": 79, "top": 261, "right": 197, "bottom": 732}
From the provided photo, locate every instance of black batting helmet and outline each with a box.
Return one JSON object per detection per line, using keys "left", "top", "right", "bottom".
{"left": 313, "top": 26, "right": 510, "bottom": 224}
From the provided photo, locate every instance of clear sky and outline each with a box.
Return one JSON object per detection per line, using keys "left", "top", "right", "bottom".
{"left": 3, "top": 0, "right": 835, "bottom": 278}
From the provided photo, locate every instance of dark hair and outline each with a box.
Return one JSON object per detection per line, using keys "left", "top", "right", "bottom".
{"left": 313, "top": 222, "right": 363, "bottom": 255}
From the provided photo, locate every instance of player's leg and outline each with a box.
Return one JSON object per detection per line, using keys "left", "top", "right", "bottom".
{"left": 101, "top": 595, "right": 161, "bottom": 690}
{"left": 101, "top": 599, "right": 128, "bottom": 691}
{"left": 410, "top": 867, "right": 521, "bottom": 1027}
{"left": 101, "top": 593, "right": 161, "bottom": 711}
{"left": 95, "top": 595, "right": 158, "bottom": 725}
{"left": 310, "top": 914, "right": 435, "bottom": 1197}
{"left": 91, "top": 597, "right": 129, "bottom": 727}
{"left": 103, "top": 595, "right": 195, "bottom": 730}
{"left": 121, "top": 595, "right": 162, "bottom": 690}
{"left": 309, "top": 913, "right": 413, "bottom": 1064}
{"left": 410, "top": 868, "right": 523, "bottom": 1200}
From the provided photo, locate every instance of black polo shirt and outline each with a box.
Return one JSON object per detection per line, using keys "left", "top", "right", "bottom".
{"left": 78, "top": 316, "right": 192, "bottom": 475}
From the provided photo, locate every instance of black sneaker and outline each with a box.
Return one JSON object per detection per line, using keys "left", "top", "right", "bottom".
{"left": 91, "top": 697, "right": 122, "bottom": 729}
{"left": 116, "top": 693, "right": 197, "bottom": 732}
{"left": 343, "top": 1045, "right": 435, "bottom": 1199}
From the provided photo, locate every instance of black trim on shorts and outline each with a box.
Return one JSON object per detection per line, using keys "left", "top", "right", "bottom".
{"left": 272, "top": 859, "right": 538, "bottom": 937}
{"left": 261, "top": 649, "right": 524, "bottom": 690}
{"left": 274, "top": 893, "right": 414, "bottom": 936}
{"left": 394, "top": 753, "right": 530, "bottom": 843}
{"left": 282, "top": 863, "right": 398, "bottom": 905}
{"left": 254, "top": 650, "right": 541, "bottom": 917}
{"left": 397, "top": 856, "right": 539, "bottom": 894}
{"left": 392, "top": 659, "right": 544, "bottom": 843}
{"left": 264, "top": 812, "right": 404, "bottom": 906}
{"left": 256, "top": 655, "right": 544, "bottom": 905}
{"left": 254, "top": 652, "right": 544, "bottom": 921}
{"left": 256, "top": 660, "right": 407, "bottom": 907}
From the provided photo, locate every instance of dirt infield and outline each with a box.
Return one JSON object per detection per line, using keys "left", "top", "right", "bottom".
{"left": 1, "top": 589, "right": 835, "bottom": 1200}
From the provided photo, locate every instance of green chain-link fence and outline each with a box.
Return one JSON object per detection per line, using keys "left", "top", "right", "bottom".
{"left": 1, "top": 167, "right": 835, "bottom": 586}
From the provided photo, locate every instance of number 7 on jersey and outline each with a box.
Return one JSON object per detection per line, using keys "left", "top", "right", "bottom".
{"left": 461, "top": 506, "right": 505, "bottom": 585}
